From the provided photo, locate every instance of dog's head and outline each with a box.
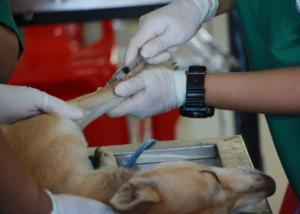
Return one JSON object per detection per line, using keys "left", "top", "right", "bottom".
{"left": 110, "top": 161, "right": 275, "bottom": 214}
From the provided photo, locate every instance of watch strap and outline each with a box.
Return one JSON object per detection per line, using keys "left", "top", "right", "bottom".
{"left": 179, "top": 66, "right": 214, "bottom": 118}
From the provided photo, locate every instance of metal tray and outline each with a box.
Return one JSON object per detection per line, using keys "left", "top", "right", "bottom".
{"left": 114, "top": 145, "right": 222, "bottom": 171}
{"left": 88, "top": 136, "right": 272, "bottom": 214}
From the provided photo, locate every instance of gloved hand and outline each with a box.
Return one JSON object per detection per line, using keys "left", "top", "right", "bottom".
{"left": 107, "top": 68, "right": 187, "bottom": 119}
{"left": 125, "top": 0, "right": 219, "bottom": 65}
{"left": 0, "top": 84, "right": 83, "bottom": 124}
{"left": 45, "top": 190, "right": 118, "bottom": 214}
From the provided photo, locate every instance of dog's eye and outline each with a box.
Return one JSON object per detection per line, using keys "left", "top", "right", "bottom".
{"left": 200, "top": 170, "right": 221, "bottom": 184}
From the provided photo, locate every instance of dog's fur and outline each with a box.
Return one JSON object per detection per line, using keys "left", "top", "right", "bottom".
{"left": 1, "top": 62, "right": 275, "bottom": 214}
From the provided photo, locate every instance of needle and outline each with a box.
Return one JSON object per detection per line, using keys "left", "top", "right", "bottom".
{"left": 107, "top": 53, "right": 144, "bottom": 85}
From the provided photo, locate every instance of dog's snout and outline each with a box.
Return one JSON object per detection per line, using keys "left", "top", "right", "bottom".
{"left": 236, "top": 166, "right": 276, "bottom": 197}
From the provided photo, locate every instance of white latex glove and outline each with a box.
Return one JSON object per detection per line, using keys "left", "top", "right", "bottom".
{"left": 107, "top": 68, "right": 187, "bottom": 119}
{"left": 45, "top": 190, "right": 119, "bottom": 214}
{"left": 0, "top": 84, "right": 83, "bottom": 124}
{"left": 125, "top": 0, "right": 219, "bottom": 65}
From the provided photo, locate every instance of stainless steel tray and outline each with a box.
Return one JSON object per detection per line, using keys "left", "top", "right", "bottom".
{"left": 114, "top": 145, "right": 222, "bottom": 171}
{"left": 88, "top": 136, "right": 272, "bottom": 214}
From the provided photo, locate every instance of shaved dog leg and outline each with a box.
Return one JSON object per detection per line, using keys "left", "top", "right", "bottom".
{"left": 68, "top": 61, "right": 179, "bottom": 130}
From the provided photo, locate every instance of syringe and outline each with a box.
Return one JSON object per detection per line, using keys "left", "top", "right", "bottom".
{"left": 107, "top": 53, "right": 145, "bottom": 85}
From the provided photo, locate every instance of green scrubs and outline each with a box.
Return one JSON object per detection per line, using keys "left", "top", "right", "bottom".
{"left": 0, "top": 0, "right": 23, "bottom": 59}
{"left": 236, "top": 0, "right": 300, "bottom": 200}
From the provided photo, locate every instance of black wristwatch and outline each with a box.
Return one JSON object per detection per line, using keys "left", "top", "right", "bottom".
{"left": 179, "top": 66, "right": 214, "bottom": 118}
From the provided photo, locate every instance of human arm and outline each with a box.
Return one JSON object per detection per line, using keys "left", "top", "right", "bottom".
{"left": 205, "top": 66, "right": 300, "bottom": 114}
{"left": 0, "top": 129, "right": 118, "bottom": 214}
{"left": 0, "top": 19, "right": 82, "bottom": 123}
{"left": 0, "top": 84, "right": 83, "bottom": 124}
{"left": 215, "top": 0, "right": 236, "bottom": 16}
{"left": 0, "top": 23, "right": 19, "bottom": 83}
{"left": 0, "top": 129, "right": 53, "bottom": 214}
{"left": 0, "top": 21, "right": 82, "bottom": 124}
{"left": 107, "top": 66, "right": 300, "bottom": 119}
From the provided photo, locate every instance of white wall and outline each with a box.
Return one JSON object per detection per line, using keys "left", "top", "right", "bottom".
{"left": 259, "top": 115, "right": 288, "bottom": 214}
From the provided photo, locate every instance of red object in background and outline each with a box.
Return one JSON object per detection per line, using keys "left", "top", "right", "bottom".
{"left": 8, "top": 21, "right": 129, "bottom": 147}
{"left": 138, "top": 109, "right": 181, "bottom": 143}
{"left": 279, "top": 184, "right": 300, "bottom": 214}
{"left": 152, "top": 109, "right": 180, "bottom": 141}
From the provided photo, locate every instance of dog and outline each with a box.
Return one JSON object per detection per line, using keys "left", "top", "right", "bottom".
{"left": 1, "top": 62, "right": 275, "bottom": 214}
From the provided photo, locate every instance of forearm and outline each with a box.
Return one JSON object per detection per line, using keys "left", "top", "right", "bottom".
{"left": 205, "top": 66, "right": 300, "bottom": 114}
{"left": 215, "top": 0, "right": 236, "bottom": 16}
{"left": 0, "top": 129, "right": 52, "bottom": 214}
{"left": 0, "top": 24, "right": 19, "bottom": 83}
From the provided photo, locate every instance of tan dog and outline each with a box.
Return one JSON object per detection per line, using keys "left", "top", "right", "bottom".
{"left": 1, "top": 62, "right": 275, "bottom": 214}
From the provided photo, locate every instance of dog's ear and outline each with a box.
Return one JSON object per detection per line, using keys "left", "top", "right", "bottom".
{"left": 110, "top": 176, "right": 160, "bottom": 212}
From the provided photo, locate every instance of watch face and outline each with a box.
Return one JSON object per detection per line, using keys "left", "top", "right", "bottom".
{"left": 188, "top": 66, "right": 207, "bottom": 73}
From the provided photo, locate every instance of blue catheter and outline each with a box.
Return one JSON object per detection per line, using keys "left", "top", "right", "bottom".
{"left": 89, "top": 139, "right": 159, "bottom": 170}
{"left": 124, "top": 139, "right": 159, "bottom": 169}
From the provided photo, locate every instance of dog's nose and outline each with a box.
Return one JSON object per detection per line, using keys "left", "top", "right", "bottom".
{"left": 261, "top": 174, "right": 276, "bottom": 197}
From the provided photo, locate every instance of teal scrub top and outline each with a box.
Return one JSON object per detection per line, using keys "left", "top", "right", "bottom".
{"left": 0, "top": 0, "right": 24, "bottom": 59}
{"left": 235, "top": 0, "right": 300, "bottom": 200}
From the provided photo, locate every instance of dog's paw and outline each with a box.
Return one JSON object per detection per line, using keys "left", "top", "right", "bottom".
{"left": 92, "top": 147, "right": 101, "bottom": 169}
{"left": 92, "top": 147, "right": 117, "bottom": 169}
